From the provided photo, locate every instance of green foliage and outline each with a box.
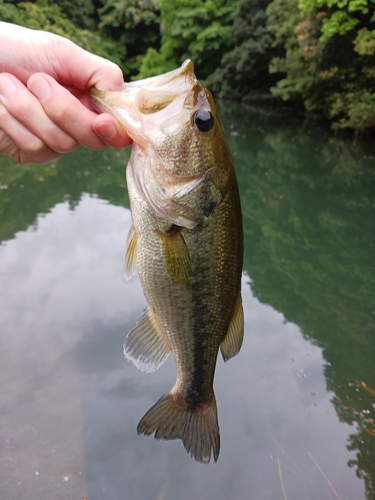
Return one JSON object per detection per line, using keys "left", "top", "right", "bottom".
{"left": 0, "top": 0, "right": 19, "bottom": 22}
{"left": 267, "top": 0, "right": 375, "bottom": 132}
{"left": 50, "top": 0, "right": 96, "bottom": 30}
{"left": 98, "top": 0, "right": 160, "bottom": 78}
{"left": 136, "top": 47, "right": 177, "bottom": 79}
{"left": 0, "top": 0, "right": 124, "bottom": 66}
{"left": 330, "top": 88, "right": 375, "bottom": 133}
{"left": 298, "top": 0, "right": 370, "bottom": 41}
{"left": 13, "top": 0, "right": 90, "bottom": 35}
{"left": 206, "top": 0, "right": 277, "bottom": 100}
{"left": 267, "top": 0, "right": 324, "bottom": 109}
{"left": 136, "top": 0, "right": 238, "bottom": 81}
{"left": 353, "top": 26, "right": 375, "bottom": 54}
{"left": 99, "top": 0, "right": 159, "bottom": 28}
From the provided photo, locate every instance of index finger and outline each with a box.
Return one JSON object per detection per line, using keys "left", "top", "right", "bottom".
{"left": 28, "top": 73, "right": 131, "bottom": 150}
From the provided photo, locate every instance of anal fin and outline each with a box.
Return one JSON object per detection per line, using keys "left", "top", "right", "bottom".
{"left": 124, "top": 225, "right": 137, "bottom": 280}
{"left": 124, "top": 307, "right": 170, "bottom": 372}
{"left": 220, "top": 293, "right": 244, "bottom": 362}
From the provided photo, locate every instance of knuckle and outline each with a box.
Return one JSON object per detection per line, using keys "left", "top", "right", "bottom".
{"left": 47, "top": 104, "right": 72, "bottom": 125}
{"left": 44, "top": 130, "right": 78, "bottom": 154}
{"left": 77, "top": 128, "right": 106, "bottom": 150}
{"left": 24, "top": 137, "right": 45, "bottom": 157}
{"left": 3, "top": 91, "right": 31, "bottom": 118}
{"left": 88, "top": 140, "right": 105, "bottom": 151}
{"left": 59, "top": 138, "right": 78, "bottom": 153}
{"left": 0, "top": 102, "right": 10, "bottom": 124}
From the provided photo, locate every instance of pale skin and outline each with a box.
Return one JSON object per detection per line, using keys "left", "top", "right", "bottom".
{"left": 0, "top": 22, "right": 132, "bottom": 165}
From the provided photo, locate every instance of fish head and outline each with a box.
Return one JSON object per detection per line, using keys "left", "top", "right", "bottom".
{"left": 90, "top": 60, "right": 232, "bottom": 228}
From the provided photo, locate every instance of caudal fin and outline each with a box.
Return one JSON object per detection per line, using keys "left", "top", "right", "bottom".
{"left": 137, "top": 392, "right": 220, "bottom": 463}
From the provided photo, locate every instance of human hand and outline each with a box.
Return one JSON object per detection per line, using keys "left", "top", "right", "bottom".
{"left": 0, "top": 22, "right": 132, "bottom": 164}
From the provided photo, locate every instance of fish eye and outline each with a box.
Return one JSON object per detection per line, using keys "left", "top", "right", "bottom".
{"left": 193, "top": 109, "right": 214, "bottom": 133}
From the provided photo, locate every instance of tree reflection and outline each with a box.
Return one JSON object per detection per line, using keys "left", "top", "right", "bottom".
{"left": 219, "top": 104, "right": 375, "bottom": 498}
{"left": 0, "top": 147, "right": 130, "bottom": 245}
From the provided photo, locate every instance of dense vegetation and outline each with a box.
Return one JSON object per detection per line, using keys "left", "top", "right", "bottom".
{"left": 1, "top": 0, "right": 375, "bottom": 133}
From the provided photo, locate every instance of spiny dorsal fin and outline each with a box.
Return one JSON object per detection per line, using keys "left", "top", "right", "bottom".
{"left": 220, "top": 293, "right": 244, "bottom": 362}
{"left": 124, "top": 225, "right": 137, "bottom": 280}
{"left": 137, "top": 392, "right": 220, "bottom": 464}
{"left": 123, "top": 307, "right": 170, "bottom": 372}
{"left": 156, "top": 226, "right": 192, "bottom": 285}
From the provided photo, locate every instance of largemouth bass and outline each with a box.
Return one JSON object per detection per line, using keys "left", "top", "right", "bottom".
{"left": 90, "top": 60, "right": 244, "bottom": 463}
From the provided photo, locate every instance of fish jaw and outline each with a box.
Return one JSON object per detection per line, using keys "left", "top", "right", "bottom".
{"left": 124, "top": 59, "right": 196, "bottom": 91}
{"left": 89, "top": 59, "right": 198, "bottom": 147}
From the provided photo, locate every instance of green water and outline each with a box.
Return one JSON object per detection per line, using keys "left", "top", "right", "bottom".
{"left": 0, "top": 105, "right": 374, "bottom": 500}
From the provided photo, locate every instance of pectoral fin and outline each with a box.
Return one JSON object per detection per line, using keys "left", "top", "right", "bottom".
{"left": 124, "top": 225, "right": 137, "bottom": 280}
{"left": 157, "top": 226, "right": 192, "bottom": 285}
{"left": 220, "top": 293, "right": 244, "bottom": 362}
{"left": 167, "top": 200, "right": 206, "bottom": 229}
{"left": 123, "top": 307, "right": 170, "bottom": 372}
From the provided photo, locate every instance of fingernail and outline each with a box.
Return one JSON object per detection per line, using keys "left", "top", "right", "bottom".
{"left": 29, "top": 76, "right": 51, "bottom": 101}
{"left": 96, "top": 121, "right": 116, "bottom": 139}
{"left": 0, "top": 75, "right": 16, "bottom": 98}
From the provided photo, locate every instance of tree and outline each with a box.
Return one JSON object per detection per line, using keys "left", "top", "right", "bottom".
{"left": 136, "top": 0, "right": 238, "bottom": 81}
{"left": 50, "top": 0, "right": 97, "bottom": 30}
{"left": 98, "top": 0, "right": 161, "bottom": 78}
{"left": 206, "top": 0, "right": 277, "bottom": 100}
{"left": 266, "top": 0, "right": 375, "bottom": 132}
{"left": 298, "top": 0, "right": 374, "bottom": 41}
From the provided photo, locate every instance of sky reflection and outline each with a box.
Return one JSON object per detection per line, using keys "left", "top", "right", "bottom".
{"left": 0, "top": 194, "right": 365, "bottom": 500}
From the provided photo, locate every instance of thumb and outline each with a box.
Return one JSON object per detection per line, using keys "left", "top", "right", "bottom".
{"left": 53, "top": 42, "right": 125, "bottom": 93}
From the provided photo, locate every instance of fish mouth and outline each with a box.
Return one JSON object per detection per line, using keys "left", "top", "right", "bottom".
{"left": 124, "top": 59, "right": 196, "bottom": 92}
{"left": 90, "top": 60, "right": 198, "bottom": 117}
{"left": 89, "top": 60, "right": 202, "bottom": 142}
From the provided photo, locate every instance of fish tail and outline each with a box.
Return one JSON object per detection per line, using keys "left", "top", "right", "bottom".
{"left": 137, "top": 392, "right": 220, "bottom": 463}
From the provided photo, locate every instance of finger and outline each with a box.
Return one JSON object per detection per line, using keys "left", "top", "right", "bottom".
{"left": 92, "top": 113, "right": 132, "bottom": 149}
{"left": 0, "top": 120, "right": 62, "bottom": 165}
{"left": 49, "top": 44, "right": 125, "bottom": 93}
{"left": 28, "top": 73, "right": 107, "bottom": 150}
{"left": 0, "top": 73, "right": 78, "bottom": 154}
{"left": 0, "top": 23, "right": 125, "bottom": 93}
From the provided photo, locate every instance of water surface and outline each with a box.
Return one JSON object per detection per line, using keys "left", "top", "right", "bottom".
{"left": 0, "top": 105, "right": 374, "bottom": 500}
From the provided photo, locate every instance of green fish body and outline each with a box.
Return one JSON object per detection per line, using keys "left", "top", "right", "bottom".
{"left": 90, "top": 60, "right": 244, "bottom": 463}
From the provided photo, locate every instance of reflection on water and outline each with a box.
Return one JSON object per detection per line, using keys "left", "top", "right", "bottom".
{"left": 0, "top": 106, "right": 374, "bottom": 499}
